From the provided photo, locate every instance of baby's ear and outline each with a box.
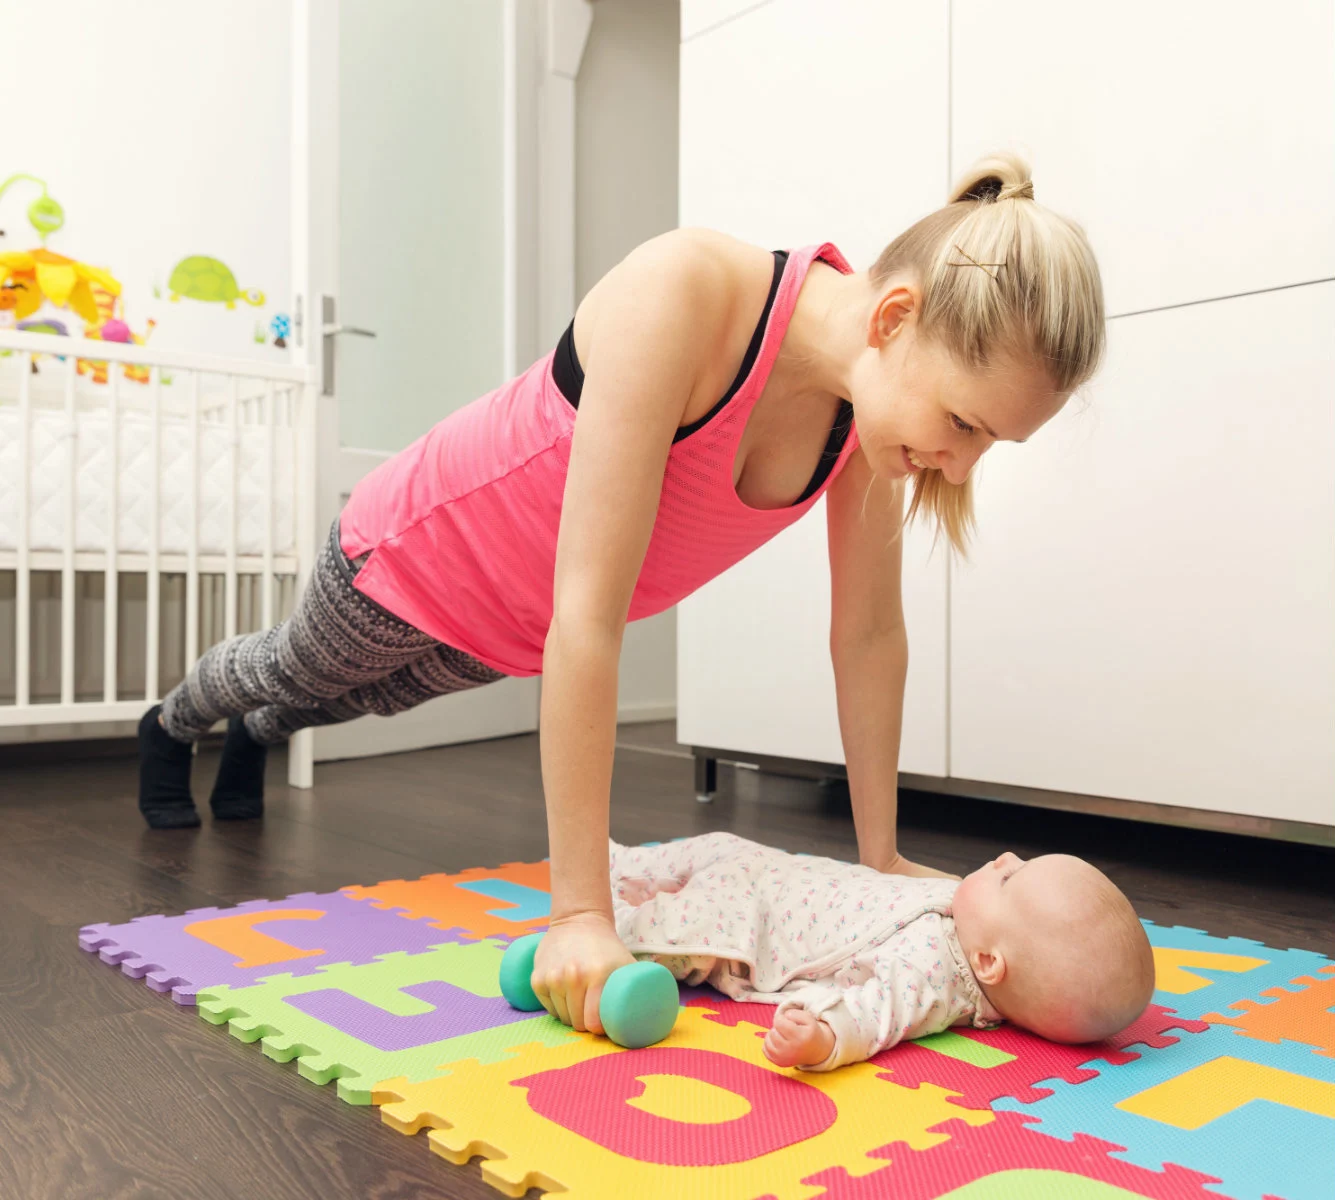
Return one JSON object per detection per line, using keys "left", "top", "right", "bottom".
{"left": 970, "top": 949, "right": 1006, "bottom": 987}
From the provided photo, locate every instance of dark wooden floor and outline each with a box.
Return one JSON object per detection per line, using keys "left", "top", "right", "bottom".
{"left": 1, "top": 720, "right": 1331, "bottom": 1199}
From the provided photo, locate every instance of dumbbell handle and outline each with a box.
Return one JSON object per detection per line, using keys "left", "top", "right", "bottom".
{"left": 499, "top": 932, "right": 679, "bottom": 1050}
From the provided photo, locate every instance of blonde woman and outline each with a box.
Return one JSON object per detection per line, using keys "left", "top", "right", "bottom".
{"left": 140, "top": 152, "right": 1106, "bottom": 1039}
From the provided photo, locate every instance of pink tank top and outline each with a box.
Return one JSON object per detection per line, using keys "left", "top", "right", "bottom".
{"left": 338, "top": 242, "right": 861, "bottom": 676}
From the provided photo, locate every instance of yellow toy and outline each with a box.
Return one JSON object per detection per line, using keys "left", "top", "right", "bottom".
{"left": 0, "top": 248, "right": 120, "bottom": 324}
{"left": 78, "top": 287, "right": 157, "bottom": 385}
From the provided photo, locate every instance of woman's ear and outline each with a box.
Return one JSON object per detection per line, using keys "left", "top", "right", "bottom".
{"left": 869, "top": 283, "right": 919, "bottom": 346}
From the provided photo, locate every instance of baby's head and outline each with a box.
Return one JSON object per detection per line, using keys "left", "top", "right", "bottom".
{"left": 952, "top": 851, "right": 1154, "bottom": 1044}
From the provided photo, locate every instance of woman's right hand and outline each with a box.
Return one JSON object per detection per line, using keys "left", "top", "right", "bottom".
{"left": 531, "top": 912, "right": 635, "bottom": 1035}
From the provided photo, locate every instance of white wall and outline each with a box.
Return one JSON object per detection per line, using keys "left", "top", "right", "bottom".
{"left": 0, "top": 0, "right": 295, "bottom": 746}
{"left": 0, "top": 1, "right": 292, "bottom": 363}
{"left": 576, "top": 0, "right": 681, "bottom": 722}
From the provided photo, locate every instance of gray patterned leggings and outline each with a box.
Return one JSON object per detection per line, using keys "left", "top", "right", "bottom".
{"left": 159, "top": 520, "right": 506, "bottom": 745}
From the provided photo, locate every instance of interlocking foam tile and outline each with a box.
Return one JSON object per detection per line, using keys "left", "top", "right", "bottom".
{"left": 913, "top": 1177, "right": 1218, "bottom": 1200}
{"left": 992, "top": 1021, "right": 1335, "bottom": 1200}
{"left": 683, "top": 988, "right": 1216, "bottom": 1113}
{"left": 1143, "top": 921, "right": 1331, "bottom": 1022}
{"left": 77, "top": 890, "right": 469, "bottom": 1004}
{"left": 375, "top": 1004, "right": 992, "bottom": 1199}
{"left": 341, "top": 860, "right": 552, "bottom": 942}
{"left": 195, "top": 940, "right": 580, "bottom": 1104}
{"left": 78, "top": 871, "right": 1334, "bottom": 1200}
{"left": 868, "top": 1006, "right": 1211, "bottom": 1111}
{"left": 1203, "top": 963, "right": 1335, "bottom": 1058}
{"left": 682, "top": 985, "right": 778, "bottom": 1030}
{"left": 800, "top": 1110, "right": 1243, "bottom": 1199}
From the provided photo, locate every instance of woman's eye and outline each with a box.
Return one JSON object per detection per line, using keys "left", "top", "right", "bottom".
{"left": 949, "top": 414, "right": 976, "bottom": 434}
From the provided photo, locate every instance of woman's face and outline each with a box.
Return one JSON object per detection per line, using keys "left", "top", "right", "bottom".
{"left": 848, "top": 282, "right": 1068, "bottom": 484}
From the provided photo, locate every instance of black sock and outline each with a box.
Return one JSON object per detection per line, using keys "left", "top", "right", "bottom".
{"left": 208, "top": 716, "right": 267, "bottom": 820}
{"left": 138, "top": 705, "right": 200, "bottom": 829}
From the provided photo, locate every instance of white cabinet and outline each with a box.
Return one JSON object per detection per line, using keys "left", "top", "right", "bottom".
{"left": 677, "top": 0, "right": 952, "bottom": 775}
{"left": 950, "top": 284, "right": 1335, "bottom": 826}
{"left": 951, "top": 0, "right": 1335, "bottom": 315}
{"left": 676, "top": 0, "right": 1335, "bottom": 837}
{"left": 681, "top": 0, "right": 771, "bottom": 42}
{"left": 680, "top": 0, "right": 951, "bottom": 266}
{"left": 678, "top": 505, "right": 949, "bottom": 775}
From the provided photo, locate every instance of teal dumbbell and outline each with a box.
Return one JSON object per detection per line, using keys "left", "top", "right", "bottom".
{"left": 499, "top": 932, "right": 679, "bottom": 1049}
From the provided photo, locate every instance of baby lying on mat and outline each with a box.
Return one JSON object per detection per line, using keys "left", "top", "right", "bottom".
{"left": 609, "top": 832, "right": 1154, "bottom": 1071}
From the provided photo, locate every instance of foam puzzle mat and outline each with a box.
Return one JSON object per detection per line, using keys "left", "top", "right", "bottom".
{"left": 79, "top": 852, "right": 1335, "bottom": 1199}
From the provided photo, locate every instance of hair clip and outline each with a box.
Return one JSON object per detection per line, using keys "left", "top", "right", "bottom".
{"left": 946, "top": 245, "right": 1006, "bottom": 281}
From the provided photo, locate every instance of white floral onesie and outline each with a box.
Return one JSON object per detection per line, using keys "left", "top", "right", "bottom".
{"left": 609, "top": 832, "right": 1000, "bottom": 1071}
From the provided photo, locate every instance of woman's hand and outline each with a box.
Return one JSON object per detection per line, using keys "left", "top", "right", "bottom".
{"left": 531, "top": 912, "right": 636, "bottom": 1035}
{"left": 877, "top": 852, "right": 962, "bottom": 882}
{"left": 763, "top": 1007, "right": 836, "bottom": 1068}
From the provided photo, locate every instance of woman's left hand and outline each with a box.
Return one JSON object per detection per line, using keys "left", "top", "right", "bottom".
{"left": 877, "top": 852, "right": 961, "bottom": 882}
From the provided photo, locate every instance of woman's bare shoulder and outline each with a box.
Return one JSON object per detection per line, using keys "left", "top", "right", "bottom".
{"left": 604, "top": 226, "right": 773, "bottom": 284}
{"left": 578, "top": 229, "right": 774, "bottom": 327}
{"left": 573, "top": 228, "right": 781, "bottom": 390}
{"left": 647, "top": 226, "right": 777, "bottom": 279}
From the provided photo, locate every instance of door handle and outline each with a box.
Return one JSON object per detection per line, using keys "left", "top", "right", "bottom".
{"left": 320, "top": 295, "right": 377, "bottom": 395}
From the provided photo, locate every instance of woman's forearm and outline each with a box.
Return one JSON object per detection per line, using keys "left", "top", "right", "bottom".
{"left": 831, "top": 627, "right": 909, "bottom": 871}
{"left": 540, "top": 617, "right": 623, "bottom": 923}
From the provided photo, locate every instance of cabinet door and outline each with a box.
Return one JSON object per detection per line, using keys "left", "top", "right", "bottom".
{"left": 678, "top": 501, "right": 947, "bottom": 776}
{"left": 678, "top": 0, "right": 951, "bottom": 773}
{"left": 681, "top": 0, "right": 950, "bottom": 266}
{"left": 681, "top": 0, "right": 770, "bottom": 42}
{"left": 949, "top": 284, "right": 1335, "bottom": 826}
{"left": 951, "top": 0, "right": 1335, "bottom": 315}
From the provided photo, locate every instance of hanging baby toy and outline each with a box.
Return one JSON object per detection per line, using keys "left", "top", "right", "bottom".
{"left": 0, "top": 173, "right": 120, "bottom": 325}
{"left": 0, "top": 173, "right": 126, "bottom": 374}
{"left": 0, "top": 172, "right": 66, "bottom": 244}
{"left": 79, "top": 285, "right": 157, "bottom": 384}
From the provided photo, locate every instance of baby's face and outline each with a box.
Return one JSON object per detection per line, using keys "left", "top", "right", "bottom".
{"left": 952, "top": 850, "right": 1155, "bottom": 1043}
{"left": 954, "top": 851, "right": 1045, "bottom": 933}
{"left": 952, "top": 850, "right": 1103, "bottom": 1002}
{"left": 954, "top": 851, "right": 1099, "bottom": 955}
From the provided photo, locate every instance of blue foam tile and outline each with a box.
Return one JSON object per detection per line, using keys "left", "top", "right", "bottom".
{"left": 993, "top": 1023, "right": 1335, "bottom": 1200}
{"left": 1144, "top": 921, "right": 1332, "bottom": 1022}
{"left": 453, "top": 879, "right": 551, "bottom": 923}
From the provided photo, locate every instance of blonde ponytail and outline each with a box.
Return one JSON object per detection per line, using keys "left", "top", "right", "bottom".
{"left": 871, "top": 151, "right": 1106, "bottom": 553}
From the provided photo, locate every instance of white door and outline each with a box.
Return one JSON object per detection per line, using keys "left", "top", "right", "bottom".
{"left": 293, "top": 0, "right": 540, "bottom": 762}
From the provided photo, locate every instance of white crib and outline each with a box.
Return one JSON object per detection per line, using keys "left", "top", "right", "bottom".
{"left": 0, "top": 328, "right": 320, "bottom": 786}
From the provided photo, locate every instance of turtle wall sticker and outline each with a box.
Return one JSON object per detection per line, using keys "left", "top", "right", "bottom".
{"left": 168, "top": 255, "right": 265, "bottom": 309}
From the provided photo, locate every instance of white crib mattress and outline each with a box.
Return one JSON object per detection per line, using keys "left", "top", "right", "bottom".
{"left": 0, "top": 407, "right": 296, "bottom": 558}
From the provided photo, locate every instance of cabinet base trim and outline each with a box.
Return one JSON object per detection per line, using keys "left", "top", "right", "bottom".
{"left": 687, "top": 746, "right": 1335, "bottom": 848}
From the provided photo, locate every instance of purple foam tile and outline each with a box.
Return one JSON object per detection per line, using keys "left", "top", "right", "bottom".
{"left": 77, "top": 891, "right": 469, "bottom": 1005}
{"left": 286, "top": 980, "right": 522, "bottom": 1051}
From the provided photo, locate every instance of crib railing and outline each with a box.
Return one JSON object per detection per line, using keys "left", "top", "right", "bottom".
{"left": 0, "top": 329, "right": 319, "bottom": 785}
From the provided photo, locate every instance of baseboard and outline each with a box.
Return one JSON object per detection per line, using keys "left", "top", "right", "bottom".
{"left": 0, "top": 728, "right": 226, "bottom": 766}
{"left": 0, "top": 718, "right": 141, "bottom": 746}
{"left": 616, "top": 701, "right": 676, "bottom": 723}
{"left": 312, "top": 677, "right": 541, "bottom": 763}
